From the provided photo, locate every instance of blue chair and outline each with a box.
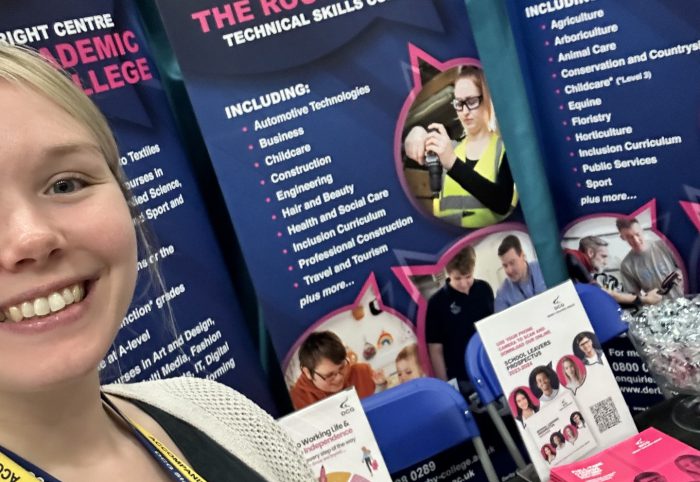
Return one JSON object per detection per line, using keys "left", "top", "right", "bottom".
{"left": 466, "top": 333, "right": 527, "bottom": 470}
{"left": 574, "top": 282, "right": 627, "bottom": 342}
{"left": 362, "top": 377, "right": 499, "bottom": 481}
{"left": 466, "top": 333, "right": 496, "bottom": 404}
{"left": 465, "top": 282, "right": 627, "bottom": 471}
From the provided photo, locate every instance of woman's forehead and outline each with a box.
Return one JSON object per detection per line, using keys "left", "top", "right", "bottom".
{"left": 0, "top": 88, "right": 102, "bottom": 182}
{"left": 454, "top": 77, "right": 479, "bottom": 95}
{"left": 0, "top": 83, "right": 92, "bottom": 143}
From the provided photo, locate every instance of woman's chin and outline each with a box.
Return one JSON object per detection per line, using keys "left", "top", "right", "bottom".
{"left": 0, "top": 367, "right": 98, "bottom": 394}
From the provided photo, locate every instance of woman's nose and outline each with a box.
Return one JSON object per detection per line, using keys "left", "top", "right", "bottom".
{"left": 0, "top": 204, "right": 64, "bottom": 271}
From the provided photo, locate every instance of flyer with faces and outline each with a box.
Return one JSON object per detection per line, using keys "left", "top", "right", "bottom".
{"left": 476, "top": 281, "right": 636, "bottom": 481}
{"left": 525, "top": 391, "right": 597, "bottom": 467}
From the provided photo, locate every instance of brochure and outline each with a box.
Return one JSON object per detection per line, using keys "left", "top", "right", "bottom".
{"left": 278, "top": 388, "right": 391, "bottom": 482}
{"left": 551, "top": 427, "right": 700, "bottom": 482}
{"left": 476, "top": 281, "right": 637, "bottom": 481}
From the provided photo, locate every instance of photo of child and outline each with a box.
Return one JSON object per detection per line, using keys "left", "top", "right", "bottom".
{"left": 284, "top": 281, "right": 420, "bottom": 408}
{"left": 395, "top": 343, "right": 425, "bottom": 384}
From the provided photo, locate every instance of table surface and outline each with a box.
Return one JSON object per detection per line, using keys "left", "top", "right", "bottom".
{"left": 634, "top": 394, "right": 700, "bottom": 449}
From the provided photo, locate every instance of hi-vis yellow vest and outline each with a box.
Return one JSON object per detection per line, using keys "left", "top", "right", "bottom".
{"left": 433, "top": 133, "right": 518, "bottom": 228}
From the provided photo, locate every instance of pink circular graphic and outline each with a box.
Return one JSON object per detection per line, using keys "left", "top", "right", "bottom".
{"left": 540, "top": 444, "right": 556, "bottom": 462}
{"left": 508, "top": 386, "right": 540, "bottom": 422}
{"left": 563, "top": 424, "right": 578, "bottom": 441}
{"left": 556, "top": 355, "right": 587, "bottom": 390}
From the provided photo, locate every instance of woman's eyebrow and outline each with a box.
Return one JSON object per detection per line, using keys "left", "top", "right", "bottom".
{"left": 41, "top": 142, "right": 102, "bottom": 159}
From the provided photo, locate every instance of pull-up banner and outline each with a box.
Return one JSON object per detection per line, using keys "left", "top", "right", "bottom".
{"left": 506, "top": 0, "right": 700, "bottom": 294}
{"left": 154, "top": 2, "right": 540, "bottom": 477}
{"left": 154, "top": 0, "right": 542, "bottom": 402}
{"left": 503, "top": 0, "right": 700, "bottom": 412}
{"left": 0, "top": 0, "right": 275, "bottom": 412}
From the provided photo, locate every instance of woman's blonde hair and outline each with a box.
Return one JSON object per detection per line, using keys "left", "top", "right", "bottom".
{"left": 563, "top": 357, "right": 582, "bottom": 383}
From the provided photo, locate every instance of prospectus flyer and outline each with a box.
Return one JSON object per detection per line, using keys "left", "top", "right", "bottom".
{"left": 476, "top": 281, "right": 636, "bottom": 481}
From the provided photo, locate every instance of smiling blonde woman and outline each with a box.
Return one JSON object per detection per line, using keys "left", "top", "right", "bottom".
{"left": 0, "top": 43, "right": 313, "bottom": 482}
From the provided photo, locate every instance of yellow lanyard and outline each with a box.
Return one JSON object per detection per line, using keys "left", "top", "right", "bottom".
{"left": 0, "top": 451, "right": 38, "bottom": 481}
{"left": 127, "top": 419, "right": 208, "bottom": 482}
{"left": 102, "top": 393, "right": 208, "bottom": 482}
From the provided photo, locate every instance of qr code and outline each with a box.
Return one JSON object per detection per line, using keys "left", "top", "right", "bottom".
{"left": 591, "top": 396, "right": 621, "bottom": 433}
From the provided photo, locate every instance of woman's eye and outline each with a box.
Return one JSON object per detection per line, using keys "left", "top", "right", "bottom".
{"left": 50, "top": 178, "right": 87, "bottom": 194}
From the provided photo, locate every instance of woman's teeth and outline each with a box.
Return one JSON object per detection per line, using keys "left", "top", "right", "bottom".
{"left": 0, "top": 284, "right": 84, "bottom": 323}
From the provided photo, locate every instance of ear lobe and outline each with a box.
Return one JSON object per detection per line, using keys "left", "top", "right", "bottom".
{"left": 302, "top": 367, "right": 313, "bottom": 380}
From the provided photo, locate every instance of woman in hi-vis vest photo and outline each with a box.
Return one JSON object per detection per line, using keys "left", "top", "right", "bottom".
{"left": 0, "top": 44, "right": 313, "bottom": 482}
{"left": 404, "top": 65, "right": 517, "bottom": 228}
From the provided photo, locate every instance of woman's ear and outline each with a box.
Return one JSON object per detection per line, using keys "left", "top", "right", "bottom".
{"left": 301, "top": 367, "right": 313, "bottom": 380}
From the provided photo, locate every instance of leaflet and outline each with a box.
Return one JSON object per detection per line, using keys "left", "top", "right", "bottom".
{"left": 476, "top": 281, "right": 637, "bottom": 481}
{"left": 551, "top": 427, "right": 700, "bottom": 482}
{"left": 279, "top": 388, "right": 391, "bottom": 482}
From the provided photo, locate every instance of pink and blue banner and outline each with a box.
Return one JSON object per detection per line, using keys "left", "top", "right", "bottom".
{"left": 155, "top": 0, "right": 535, "bottom": 477}
{"left": 506, "top": 0, "right": 700, "bottom": 292}
{"left": 504, "top": 0, "right": 700, "bottom": 410}
{"left": 153, "top": 0, "right": 540, "bottom": 402}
